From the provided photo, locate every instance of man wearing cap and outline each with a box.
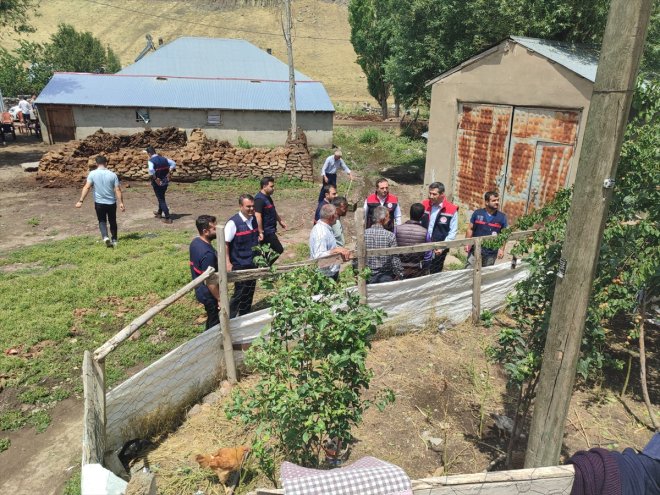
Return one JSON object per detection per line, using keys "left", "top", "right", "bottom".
{"left": 319, "top": 149, "right": 354, "bottom": 202}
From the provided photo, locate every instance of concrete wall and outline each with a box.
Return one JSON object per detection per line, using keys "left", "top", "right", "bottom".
{"left": 45, "top": 107, "right": 333, "bottom": 147}
{"left": 424, "top": 41, "right": 593, "bottom": 198}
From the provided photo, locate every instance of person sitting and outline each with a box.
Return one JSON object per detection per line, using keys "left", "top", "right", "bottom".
{"left": 365, "top": 206, "right": 403, "bottom": 284}
{"left": 395, "top": 203, "right": 431, "bottom": 279}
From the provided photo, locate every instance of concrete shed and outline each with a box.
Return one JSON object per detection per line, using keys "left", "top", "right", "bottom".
{"left": 424, "top": 36, "right": 598, "bottom": 221}
{"left": 35, "top": 38, "right": 334, "bottom": 147}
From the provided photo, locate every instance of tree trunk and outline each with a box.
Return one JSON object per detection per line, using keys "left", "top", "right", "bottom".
{"left": 380, "top": 96, "right": 388, "bottom": 119}
{"left": 394, "top": 101, "right": 400, "bottom": 118}
{"left": 638, "top": 293, "right": 659, "bottom": 431}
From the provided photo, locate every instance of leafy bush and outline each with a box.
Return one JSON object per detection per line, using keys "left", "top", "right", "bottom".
{"left": 226, "top": 266, "right": 394, "bottom": 480}
{"left": 358, "top": 128, "right": 380, "bottom": 144}
{"left": 237, "top": 136, "right": 253, "bottom": 149}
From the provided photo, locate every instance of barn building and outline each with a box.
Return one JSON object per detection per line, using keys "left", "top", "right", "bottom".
{"left": 424, "top": 36, "right": 598, "bottom": 221}
{"left": 35, "top": 37, "right": 334, "bottom": 146}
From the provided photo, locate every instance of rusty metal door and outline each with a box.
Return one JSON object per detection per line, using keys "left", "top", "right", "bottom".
{"left": 453, "top": 103, "right": 513, "bottom": 210}
{"left": 500, "top": 107, "right": 580, "bottom": 220}
{"left": 46, "top": 106, "right": 75, "bottom": 142}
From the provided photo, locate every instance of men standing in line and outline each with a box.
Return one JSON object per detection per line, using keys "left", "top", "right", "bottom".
{"left": 331, "top": 196, "right": 349, "bottom": 247}
{"left": 395, "top": 203, "right": 431, "bottom": 279}
{"left": 146, "top": 145, "right": 176, "bottom": 224}
{"left": 421, "top": 182, "right": 458, "bottom": 274}
{"left": 364, "top": 178, "right": 401, "bottom": 231}
{"left": 309, "top": 203, "right": 351, "bottom": 280}
{"left": 225, "top": 194, "right": 260, "bottom": 318}
{"left": 465, "top": 191, "right": 508, "bottom": 267}
{"left": 319, "top": 149, "right": 354, "bottom": 202}
{"left": 189, "top": 215, "right": 220, "bottom": 330}
{"left": 365, "top": 206, "right": 403, "bottom": 284}
{"left": 254, "top": 176, "right": 287, "bottom": 261}
{"left": 75, "top": 155, "right": 125, "bottom": 247}
{"left": 315, "top": 184, "right": 338, "bottom": 223}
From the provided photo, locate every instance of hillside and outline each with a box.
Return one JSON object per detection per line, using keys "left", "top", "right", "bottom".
{"left": 7, "top": 0, "right": 369, "bottom": 103}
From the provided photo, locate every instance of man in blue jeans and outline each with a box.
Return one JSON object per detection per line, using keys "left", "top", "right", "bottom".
{"left": 75, "top": 155, "right": 125, "bottom": 247}
{"left": 146, "top": 145, "right": 176, "bottom": 224}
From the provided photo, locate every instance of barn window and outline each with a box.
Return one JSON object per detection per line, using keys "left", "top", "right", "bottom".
{"left": 135, "top": 109, "right": 150, "bottom": 123}
{"left": 207, "top": 111, "right": 222, "bottom": 126}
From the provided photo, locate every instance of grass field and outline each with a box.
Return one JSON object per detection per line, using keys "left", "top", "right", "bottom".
{"left": 7, "top": 0, "right": 370, "bottom": 103}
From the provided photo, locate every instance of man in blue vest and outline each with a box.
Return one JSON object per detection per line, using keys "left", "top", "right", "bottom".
{"left": 189, "top": 215, "right": 220, "bottom": 330}
{"left": 225, "top": 194, "right": 260, "bottom": 318}
{"left": 465, "top": 191, "right": 508, "bottom": 267}
{"left": 254, "top": 176, "right": 287, "bottom": 263}
{"left": 146, "top": 145, "right": 176, "bottom": 224}
{"left": 421, "top": 182, "right": 459, "bottom": 274}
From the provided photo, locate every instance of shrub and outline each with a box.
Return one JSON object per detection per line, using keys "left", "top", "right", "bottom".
{"left": 358, "top": 128, "right": 380, "bottom": 144}
{"left": 226, "top": 266, "right": 394, "bottom": 480}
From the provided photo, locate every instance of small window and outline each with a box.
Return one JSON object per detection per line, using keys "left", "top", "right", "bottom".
{"left": 207, "top": 110, "right": 222, "bottom": 126}
{"left": 136, "top": 109, "right": 150, "bottom": 123}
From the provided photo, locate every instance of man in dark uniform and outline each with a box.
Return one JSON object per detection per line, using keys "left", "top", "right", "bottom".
{"left": 421, "top": 182, "right": 459, "bottom": 274}
{"left": 254, "top": 176, "right": 287, "bottom": 263}
{"left": 225, "top": 194, "right": 260, "bottom": 318}
{"left": 465, "top": 191, "right": 508, "bottom": 267}
{"left": 189, "top": 215, "right": 220, "bottom": 330}
{"left": 146, "top": 145, "right": 176, "bottom": 224}
{"left": 314, "top": 184, "right": 338, "bottom": 223}
{"left": 364, "top": 178, "right": 401, "bottom": 231}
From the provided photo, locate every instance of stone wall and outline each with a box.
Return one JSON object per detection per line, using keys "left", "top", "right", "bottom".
{"left": 37, "top": 128, "right": 314, "bottom": 183}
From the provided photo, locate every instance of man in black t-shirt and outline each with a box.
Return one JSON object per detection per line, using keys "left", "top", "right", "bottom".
{"left": 189, "top": 215, "right": 220, "bottom": 330}
{"left": 254, "top": 176, "right": 287, "bottom": 263}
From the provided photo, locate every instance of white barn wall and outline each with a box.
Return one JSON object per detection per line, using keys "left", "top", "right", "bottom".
{"left": 65, "top": 107, "right": 333, "bottom": 146}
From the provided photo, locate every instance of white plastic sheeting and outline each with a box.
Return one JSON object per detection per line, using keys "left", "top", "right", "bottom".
{"left": 81, "top": 464, "right": 127, "bottom": 495}
{"left": 105, "top": 263, "right": 527, "bottom": 451}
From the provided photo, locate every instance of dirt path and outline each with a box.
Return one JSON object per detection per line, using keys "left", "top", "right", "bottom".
{"left": 0, "top": 399, "right": 81, "bottom": 495}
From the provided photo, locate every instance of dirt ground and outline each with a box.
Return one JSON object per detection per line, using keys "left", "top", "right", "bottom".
{"left": 145, "top": 323, "right": 657, "bottom": 495}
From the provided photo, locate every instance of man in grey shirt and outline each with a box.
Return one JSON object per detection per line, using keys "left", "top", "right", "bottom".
{"left": 331, "top": 196, "right": 348, "bottom": 247}
{"left": 75, "top": 155, "right": 125, "bottom": 247}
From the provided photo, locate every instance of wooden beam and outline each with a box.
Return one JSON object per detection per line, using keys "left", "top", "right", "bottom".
{"left": 525, "top": 0, "right": 653, "bottom": 467}
{"left": 94, "top": 267, "right": 216, "bottom": 361}
{"left": 82, "top": 351, "right": 106, "bottom": 465}
{"left": 368, "top": 230, "right": 535, "bottom": 257}
{"left": 223, "top": 253, "right": 345, "bottom": 283}
{"left": 219, "top": 225, "right": 238, "bottom": 384}
{"left": 355, "top": 207, "right": 367, "bottom": 303}
{"left": 471, "top": 238, "right": 482, "bottom": 324}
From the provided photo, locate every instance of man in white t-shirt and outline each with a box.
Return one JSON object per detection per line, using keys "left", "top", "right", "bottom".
{"left": 75, "top": 156, "right": 125, "bottom": 247}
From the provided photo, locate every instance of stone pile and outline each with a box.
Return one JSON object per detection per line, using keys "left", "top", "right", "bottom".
{"left": 37, "top": 127, "right": 314, "bottom": 183}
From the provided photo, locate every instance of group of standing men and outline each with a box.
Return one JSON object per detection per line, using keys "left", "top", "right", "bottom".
{"left": 189, "top": 177, "right": 286, "bottom": 329}
{"left": 310, "top": 154, "right": 508, "bottom": 285}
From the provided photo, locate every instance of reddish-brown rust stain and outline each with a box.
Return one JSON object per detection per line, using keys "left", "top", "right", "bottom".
{"left": 455, "top": 105, "right": 512, "bottom": 210}
{"left": 538, "top": 145, "right": 574, "bottom": 205}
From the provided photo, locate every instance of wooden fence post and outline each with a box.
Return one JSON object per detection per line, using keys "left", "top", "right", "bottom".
{"left": 218, "top": 224, "right": 238, "bottom": 384}
{"left": 471, "top": 238, "right": 482, "bottom": 324}
{"left": 82, "top": 351, "right": 106, "bottom": 465}
{"left": 354, "top": 207, "right": 367, "bottom": 304}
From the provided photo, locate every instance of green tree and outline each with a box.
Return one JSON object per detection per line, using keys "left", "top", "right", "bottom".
{"left": 44, "top": 24, "right": 120, "bottom": 73}
{"left": 226, "top": 266, "right": 393, "bottom": 480}
{"left": 348, "top": 0, "right": 395, "bottom": 118}
{"left": 383, "top": 0, "right": 651, "bottom": 105}
{"left": 0, "top": 0, "right": 38, "bottom": 34}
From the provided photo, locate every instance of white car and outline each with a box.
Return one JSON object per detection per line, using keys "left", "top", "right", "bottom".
{"left": 8, "top": 106, "right": 21, "bottom": 119}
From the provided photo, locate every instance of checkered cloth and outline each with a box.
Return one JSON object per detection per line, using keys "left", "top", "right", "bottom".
{"left": 281, "top": 456, "right": 412, "bottom": 495}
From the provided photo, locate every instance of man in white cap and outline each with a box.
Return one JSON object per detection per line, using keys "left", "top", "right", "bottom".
{"left": 318, "top": 149, "right": 354, "bottom": 202}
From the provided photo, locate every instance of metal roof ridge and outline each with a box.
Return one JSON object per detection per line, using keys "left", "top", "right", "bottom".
{"left": 52, "top": 72, "right": 323, "bottom": 83}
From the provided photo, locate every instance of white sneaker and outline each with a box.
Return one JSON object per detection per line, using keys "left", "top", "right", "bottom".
{"left": 104, "top": 237, "right": 112, "bottom": 247}
{"left": 112, "top": 240, "right": 118, "bottom": 248}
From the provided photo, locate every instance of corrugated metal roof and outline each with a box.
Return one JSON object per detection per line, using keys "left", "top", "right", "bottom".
{"left": 511, "top": 36, "right": 598, "bottom": 82}
{"left": 36, "top": 73, "right": 334, "bottom": 112}
{"left": 426, "top": 36, "right": 599, "bottom": 86}
{"left": 119, "top": 37, "right": 313, "bottom": 81}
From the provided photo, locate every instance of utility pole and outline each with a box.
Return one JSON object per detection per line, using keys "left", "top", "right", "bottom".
{"left": 525, "top": 0, "right": 652, "bottom": 468}
{"left": 283, "top": 0, "right": 298, "bottom": 140}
